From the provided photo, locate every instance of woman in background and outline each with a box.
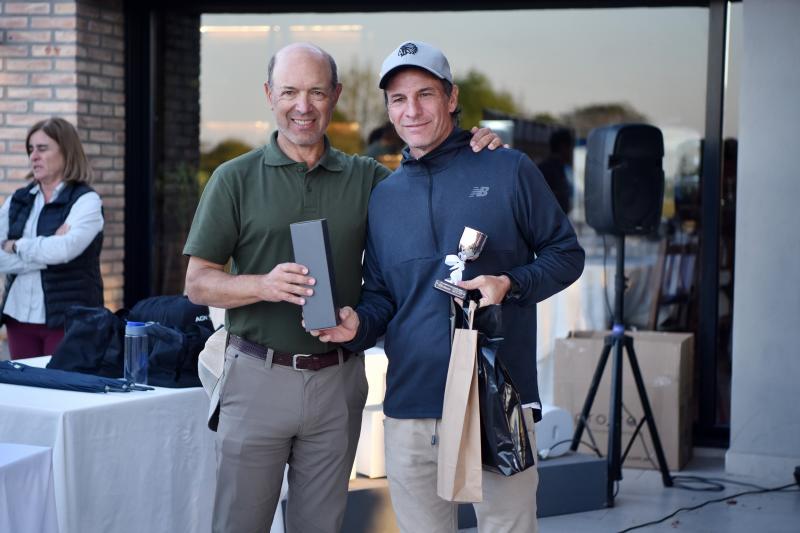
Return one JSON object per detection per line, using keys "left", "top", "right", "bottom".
{"left": 0, "top": 117, "right": 104, "bottom": 359}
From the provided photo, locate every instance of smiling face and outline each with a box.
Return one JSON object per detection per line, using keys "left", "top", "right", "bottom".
{"left": 27, "top": 129, "right": 66, "bottom": 185}
{"left": 385, "top": 68, "right": 458, "bottom": 159}
{"left": 265, "top": 45, "right": 342, "bottom": 154}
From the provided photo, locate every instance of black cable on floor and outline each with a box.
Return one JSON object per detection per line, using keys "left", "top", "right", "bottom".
{"left": 670, "top": 474, "right": 725, "bottom": 492}
{"left": 680, "top": 476, "right": 781, "bottom": 491}
{"left": 668, "top": 472, "right": 797, "bottom": 493}
{"left": 617, "top": 482, "right": 800, "bottom": 533}
{"left": 557, "top": 406, "right": 795, "bottom": 519}
{"left": 537, "top": 438, "right": 602, "bottom": 459}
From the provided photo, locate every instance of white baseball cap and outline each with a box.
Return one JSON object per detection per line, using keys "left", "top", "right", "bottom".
{"left": 378, "top": 41, "right": 453, "bottom": 89}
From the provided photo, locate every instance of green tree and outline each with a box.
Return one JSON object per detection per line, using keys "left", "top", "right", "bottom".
{"left": 155, "top": 162, "right": 199, "bottom": 295}
{"left": 561, "top": 103, "right": 648, "bottom": 139}
{"left": 531, "top": 112, "right": 560, "bottom": 125}
{"left": 198, "top": 138, "right": 254, "bottom": 190}
{"left": 336, "top": 59, "right": 386, "bottom": 151}
{"left": 455, "top": 70, "right": 520, "bottom": 129}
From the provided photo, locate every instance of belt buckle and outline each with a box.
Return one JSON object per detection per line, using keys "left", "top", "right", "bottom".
{"left": 292, "top": 353, "right": 311, "bottom": 370}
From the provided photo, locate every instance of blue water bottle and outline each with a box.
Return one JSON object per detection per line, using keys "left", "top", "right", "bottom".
{"left": 124, "top": 321, "right": 149, "bottom": 384}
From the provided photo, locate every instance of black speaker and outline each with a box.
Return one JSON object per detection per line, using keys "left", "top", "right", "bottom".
{"left": 584, "top": 124, "right": 665, "bottom": 235}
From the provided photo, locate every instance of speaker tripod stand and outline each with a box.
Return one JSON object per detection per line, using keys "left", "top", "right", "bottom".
{"left": 570, "top": 234, "right": 673, "bottom": 506}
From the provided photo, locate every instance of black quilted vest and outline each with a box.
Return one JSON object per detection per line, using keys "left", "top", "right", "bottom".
{"left": 1, "top": 181, "right": 104, "bottom": 328}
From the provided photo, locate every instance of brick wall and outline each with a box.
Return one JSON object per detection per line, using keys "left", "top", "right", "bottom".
{"left": 0, "top": 0, "right": 125, "bottom": 310}
{"left": 153, "top": 12, "right": 200, "bottom": 296}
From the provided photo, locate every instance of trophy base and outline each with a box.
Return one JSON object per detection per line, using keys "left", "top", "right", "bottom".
{"left": 433, "top": 279, "right": 468, "bottom": 300}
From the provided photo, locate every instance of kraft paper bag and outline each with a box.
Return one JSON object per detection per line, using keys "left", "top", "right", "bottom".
{"left": 437, "top": 302, "right": 482, "bottom": 502}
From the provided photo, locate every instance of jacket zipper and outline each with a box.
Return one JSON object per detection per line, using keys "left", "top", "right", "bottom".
{"left": 424, "top": 163, "right": 440, "bottom": 251}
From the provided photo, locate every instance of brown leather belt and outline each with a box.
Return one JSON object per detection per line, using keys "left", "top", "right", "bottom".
{"left": 228, "top": 334, "right": 351, "bottom": 371}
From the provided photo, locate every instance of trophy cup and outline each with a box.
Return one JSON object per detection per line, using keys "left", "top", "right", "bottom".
{"left": 433, "top": 226, "right": 488, "bottom": 300}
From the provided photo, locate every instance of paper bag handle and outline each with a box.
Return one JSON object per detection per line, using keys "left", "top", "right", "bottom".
{"left": 461, "top": 299, "right": 478, "bottom": 330}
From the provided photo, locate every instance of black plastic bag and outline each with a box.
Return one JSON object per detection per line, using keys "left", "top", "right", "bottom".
{"left": 466, "top": 303, "right": 535, "bottom": 476}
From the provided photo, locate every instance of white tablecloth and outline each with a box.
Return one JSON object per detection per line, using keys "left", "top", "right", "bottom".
{"left": 0, "top": 357, "right": 215, "bottom": 533}
{"left": 0, "top": 442, "right": 59, "bottom": 533}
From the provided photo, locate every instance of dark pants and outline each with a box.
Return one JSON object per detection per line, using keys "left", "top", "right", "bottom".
{"left": 4, "top": 315, "right": 65, "bottom": 360}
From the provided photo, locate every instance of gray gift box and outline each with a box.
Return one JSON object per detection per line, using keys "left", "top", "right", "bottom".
{"left": 290, "top": 219, "right": 340, "bottom": 331}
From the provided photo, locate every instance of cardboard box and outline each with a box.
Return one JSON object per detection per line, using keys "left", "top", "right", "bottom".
{"left": 553, "top": 330, "right": 693, "bottom": 470}
{"left": 356, "top": 405, "right": 386, "bottom": 478}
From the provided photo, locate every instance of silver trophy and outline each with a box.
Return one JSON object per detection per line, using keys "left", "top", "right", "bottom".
{"left": 433, "top": 227, "right": 488, "bottom": 299}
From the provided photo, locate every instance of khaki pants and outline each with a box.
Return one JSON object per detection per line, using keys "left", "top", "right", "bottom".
{"left": 384, "top": 410, "right": 539, "bottom": 533}
{"left": 212, "top": 344, "right": 368, "bottom": 533}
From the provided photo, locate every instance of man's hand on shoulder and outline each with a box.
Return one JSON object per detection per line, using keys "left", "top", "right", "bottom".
{"left": 457, "top": 274, "right": 512, "bottom": 307}
{"left": 1, "top": 239, "right": 16, "bottom": 254}
{"left": 470, "top": 126, "right": 507, "bottom": 152}
{"left": 260, "top": 262, "right": 315, "bottom": 305}
{"left": 307, "top": 307, "right": 360, "bottom": 343}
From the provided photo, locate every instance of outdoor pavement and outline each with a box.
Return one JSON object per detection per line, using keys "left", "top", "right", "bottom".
{"left": 462, "top": 447, "right": 800, "bottom": 533}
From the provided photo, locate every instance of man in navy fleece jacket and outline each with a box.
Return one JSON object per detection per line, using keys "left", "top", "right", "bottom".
{"left": 313, "top": 41, "right": 585, "bottom": 533}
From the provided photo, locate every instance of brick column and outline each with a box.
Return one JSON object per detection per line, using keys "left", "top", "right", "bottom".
{"left": 153, "top": 12, "right": 201, "bottom": 296}
{"left": 0, "top": 0, "right": 125, "bottom": 310}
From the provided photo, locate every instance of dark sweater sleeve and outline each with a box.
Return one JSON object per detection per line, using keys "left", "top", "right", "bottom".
{"left": 503, "top": 154, "right": 585, "bottom": 305}
{"left": 343, "top": 221, "right": 395, "bottom": 352}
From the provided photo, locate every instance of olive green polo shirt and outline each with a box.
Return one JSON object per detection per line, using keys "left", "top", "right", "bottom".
{"left": 184, "top": 132, "right": 391, "bottom": 354}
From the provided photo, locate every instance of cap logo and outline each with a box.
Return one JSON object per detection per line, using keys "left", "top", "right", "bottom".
{"left": 398, "top": 43, "right": 418, "bottom": 57}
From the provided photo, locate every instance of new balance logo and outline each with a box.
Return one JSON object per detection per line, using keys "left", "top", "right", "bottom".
{"left": 469, "top": 186, "right": 490, "bottom": 198}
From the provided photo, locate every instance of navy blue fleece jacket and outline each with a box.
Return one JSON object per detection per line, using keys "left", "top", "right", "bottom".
{"left": 346, "top": 128, "right": 585, "bottom": 419}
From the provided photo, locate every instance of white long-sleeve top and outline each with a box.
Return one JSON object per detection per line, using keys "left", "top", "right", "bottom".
{"left": 0, "top": 181, "right": 104, "bottom": 324}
